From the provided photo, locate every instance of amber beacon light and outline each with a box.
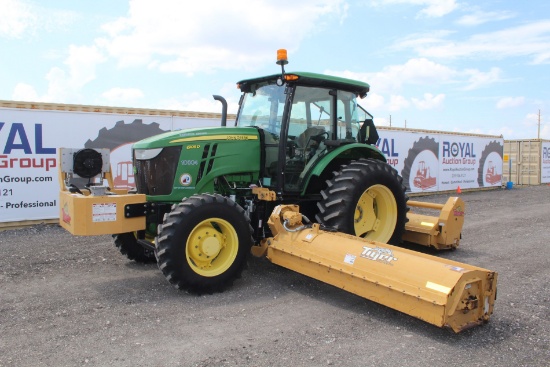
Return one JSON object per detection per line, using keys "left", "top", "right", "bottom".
{"left": 276, "top": 49, "right": 288, "bottom": 65}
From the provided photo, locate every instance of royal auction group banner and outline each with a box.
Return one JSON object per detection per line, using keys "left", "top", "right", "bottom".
{"left": 0, "top": 107, "right": 221, "bottom": 223}
{"left": 376, "top": 130, "right": 504, "bottom": 193}
{"left": 0, "top": 105, "right": 504, "bottom": 223}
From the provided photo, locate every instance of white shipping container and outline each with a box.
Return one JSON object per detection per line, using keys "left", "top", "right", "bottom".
{"left": 503, "top": 139, "right": 550, "bottom": 185}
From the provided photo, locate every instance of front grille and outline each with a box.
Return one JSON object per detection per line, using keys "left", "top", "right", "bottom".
{"left": 134, "top": 146, "right": 182, "bottom": 195}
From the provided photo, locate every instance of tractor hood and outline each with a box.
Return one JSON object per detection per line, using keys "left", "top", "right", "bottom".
{"left": 132, "top": 126, "right": 262, "bottom": 202}
{"left": 133, "top": 126, "right": 261, "bottom": 149}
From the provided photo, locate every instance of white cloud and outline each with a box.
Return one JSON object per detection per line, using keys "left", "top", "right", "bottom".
{"left": 65, "top": 45, "right": 106, "bottom": 88}
{"left": 374, "top": 117, "right": 390, "bottom": 127}
{"left": 327, "top": 58, "right": 456, "bottom": 94}
{"left": 519, "top": 112, "right": 548, "bottom": 139}
{"left": 493, "top": 126, "right": 513, "bottom": 139}
{"left": 362, "top": 92, "right": 443, "bottom": 113}
{"left": 331, "top": 57, "right": 502, "bottom": 93}
{"left": 524, "top": 112, "right": 539, "bottom": 126}
{"left": 456, "top": 9, "right": 515, "bottom": 26}
{"left": 360, "top": 92, "right": 385, "bottom": 111}
{"left": 12, "top": 83, "right": 39, "bottom": 101}
{"left": 416, "top": 0, "right": 458, "bottom": 17}
{"left": 362, "top": 90, "right": 444, "bottom": 114}
{"left": 390, "top": 30, "right": 453, "bottom": 52}
{"left": 0, "top": 0, "right": 37, "bottom": 38}
{"left": 44, "top": 45, "right": 106, "bottom": 102}
{"left": 388, "top": 95, "right": 410, "bottom": 111}
{"left": 411, "top": 93, "right": 445, "bottom": 110}
{"left": 461, "top": 67, "right": 502, "bottom": 90}
{"left": 102, "top": 87, "right": 144, "bottom": 104}
{"left": 355, "top": 90, "right": 444, "bottom": 114}
{"left": 96, "top": 0, "right": 347, "bottom": 74}
{"left": 515, "top": 113, "right": 549, "bottom": 139}
{"left": 154, "top": 82, "right": 243, "bottom": 113}
{"left": 393, "top": 20, "right": 550, "bottom": 64}
{"left": 379, "top": 58, "right": 454, "bottom": 89}
{"left": 0, "top": 0, "right": 77, "bottom": 38}
{"left": 532, "top": 52, "right": 550, "bottom": 65}
{"left": 370, "top": 0, "right": 459, "bottom": 18}
{"left": 181, "top": 98, "right": 234, "bottom": 114}
{"left": 496, "top": 96, "right": 525, "bottom": 109}
{"left": 158, "top": 93, "right": 240, "bottom": 114}
{"left": 16, "top": 44, "right": 107, "bottom": 103}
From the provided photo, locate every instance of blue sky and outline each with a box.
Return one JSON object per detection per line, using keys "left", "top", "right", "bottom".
{"left": 1, "top": 0, "right": 549, "bottom": 139}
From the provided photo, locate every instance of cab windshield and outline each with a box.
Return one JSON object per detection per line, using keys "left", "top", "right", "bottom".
{"left": 237, "top": 82, "right": 363, "bottom": 142}
{"left": 236, "top": 82, "right": 285, "bottom": 136}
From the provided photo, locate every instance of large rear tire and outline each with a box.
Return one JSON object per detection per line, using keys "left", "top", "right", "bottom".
{"left": 113, "top": 232, "right": 156, "bottom": 264}
{"left": 156, "top": 194, "right": 254, "bottom": 294}
{"left": 315, "top": 158, "right": 408, "bottom": 245}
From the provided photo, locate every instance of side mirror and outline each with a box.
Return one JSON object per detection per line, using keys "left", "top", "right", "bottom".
{"left": 359, "top": 119, "right": 379, "bottom": 145}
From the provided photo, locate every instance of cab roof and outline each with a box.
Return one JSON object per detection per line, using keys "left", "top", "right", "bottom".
{"left": 237, "top": 71, "right": 370, "bottom": 97}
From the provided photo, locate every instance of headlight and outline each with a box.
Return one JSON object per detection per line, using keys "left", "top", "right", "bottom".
{"left": 134, "top": 148, "right": 163, "bottom": 160}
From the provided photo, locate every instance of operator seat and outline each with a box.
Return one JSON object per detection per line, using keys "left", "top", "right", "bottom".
{"left": 296, "top": 126, "right": 326, "bottom": 149}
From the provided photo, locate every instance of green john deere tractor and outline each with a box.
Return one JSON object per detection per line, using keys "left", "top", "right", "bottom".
{"left": 115, "top": 50, "right": 408, "bottom": 293}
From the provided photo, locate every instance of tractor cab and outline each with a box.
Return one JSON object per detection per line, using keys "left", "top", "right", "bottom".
{"left": 235, "top": 61, "right": 378, "bottom": 194}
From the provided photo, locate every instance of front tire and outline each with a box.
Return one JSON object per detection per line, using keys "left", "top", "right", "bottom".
{"left": 114, "top": 232, "right": 156, "bottom": 264}
{"left": 315, "top": 158, "right": 408, "bottom": 245}
{"left": 156, "top": 194, "right": 253, "bottom": 294}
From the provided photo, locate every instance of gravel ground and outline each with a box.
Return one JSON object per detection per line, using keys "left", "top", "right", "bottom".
{"left": 1, "top": 185, "right": 549, "bottom": 367}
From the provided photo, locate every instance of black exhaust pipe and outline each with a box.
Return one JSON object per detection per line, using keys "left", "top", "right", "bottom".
{"left": 213, "top": 95, "right": 227, "bottom": 127}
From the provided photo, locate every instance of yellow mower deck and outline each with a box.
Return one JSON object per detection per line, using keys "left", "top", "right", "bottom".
{"left": 256, "top": 205, "right": 497, "bottom": 333}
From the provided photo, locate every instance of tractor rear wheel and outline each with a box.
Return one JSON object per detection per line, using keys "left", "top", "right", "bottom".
{"left": 113, "top": 232, "right": 156, "bottom": 263}
{"left": 316, "top": 158, "right": 408, "bottom": 245}
{"left": 156, "top": 194, "right": 254, "bottom": 294}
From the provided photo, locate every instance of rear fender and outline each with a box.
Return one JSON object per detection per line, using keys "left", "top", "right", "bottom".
{"left": 300, "top": 143, "right": 386, "bottom": 195}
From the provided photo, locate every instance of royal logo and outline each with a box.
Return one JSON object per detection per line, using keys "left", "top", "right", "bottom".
{"left": 360, "top": 246, "right": 397, "bottom": 265}
{"left": 454, "top": 206, "right": 465, "bottom": 216}
{"left": 442, "top": 141, "right": 476, "bottom": 158}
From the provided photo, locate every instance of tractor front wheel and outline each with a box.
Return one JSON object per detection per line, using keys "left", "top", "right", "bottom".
{"left": 156, "top": 194, "right": 254, "bottom": 294}
{"left": 316, "top": 158, "right": 408, "bottom": 245}
{"left": 113, "top": 232, "right": 156, "bottom": 264}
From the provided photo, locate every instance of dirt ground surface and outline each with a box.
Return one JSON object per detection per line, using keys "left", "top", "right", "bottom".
{"left": 1, "top": 185, "right": 549, "bottom": 367}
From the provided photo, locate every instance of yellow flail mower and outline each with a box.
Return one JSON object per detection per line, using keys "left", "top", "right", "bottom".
{"left": 58, "top": 147, "right": 496, "bottom": 333}
{"left": 254, "top": 203, "right": 496, "bottom": 333}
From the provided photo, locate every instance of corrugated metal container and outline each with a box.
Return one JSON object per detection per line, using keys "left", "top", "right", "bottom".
{"left": 503, "top": 139, "right": 550, "bottom": 185}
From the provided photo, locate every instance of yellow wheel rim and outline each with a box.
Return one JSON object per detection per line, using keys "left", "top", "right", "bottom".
{"left": 186, "top": 218, "right": 239, "bottom": 277}
{"left": 354, "top": 184, "right": 397, "bottom": 243}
